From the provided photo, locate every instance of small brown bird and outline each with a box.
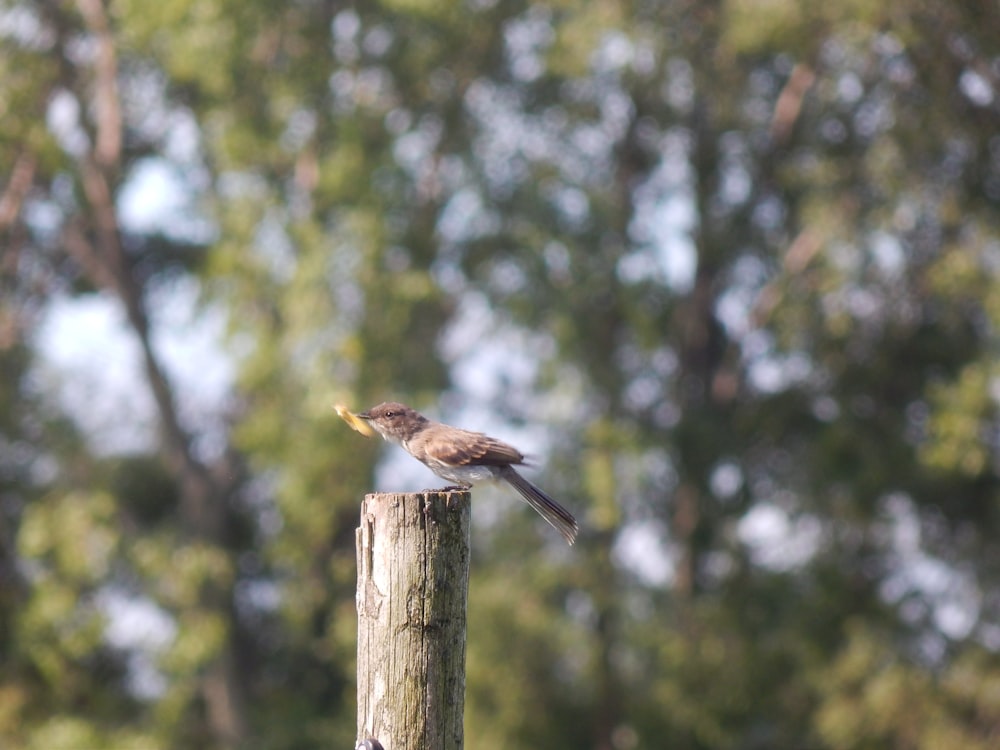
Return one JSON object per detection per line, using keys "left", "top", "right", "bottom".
{"left": 358, "top": 402, "right": 578, "bottom": 545}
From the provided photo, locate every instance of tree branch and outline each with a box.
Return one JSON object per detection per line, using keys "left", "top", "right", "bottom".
{"left": 0, "top": 151, "right": 36, "bottom": 232}
{"left": 75, "top": 0, "right": 122, "bottom": 170}
{"left": 770, "top": 63, "right": 816, "bottom": 145}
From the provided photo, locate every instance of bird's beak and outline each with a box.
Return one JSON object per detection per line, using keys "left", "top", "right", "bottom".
{"left": 356, "top": 411, "right": 372, "bottom": 420}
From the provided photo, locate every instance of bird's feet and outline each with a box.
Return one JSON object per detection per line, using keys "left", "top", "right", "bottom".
{"left": 423, "top": 485, "right": 471, "bottom": 493}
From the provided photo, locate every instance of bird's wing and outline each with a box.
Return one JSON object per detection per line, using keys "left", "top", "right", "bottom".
{"left": 418, "top": 427, "right": 525, "bottom": 467}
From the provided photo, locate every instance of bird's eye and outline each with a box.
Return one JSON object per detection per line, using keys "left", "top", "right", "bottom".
{"left": 384, "top": 411, "right": 394, "bottom": 418}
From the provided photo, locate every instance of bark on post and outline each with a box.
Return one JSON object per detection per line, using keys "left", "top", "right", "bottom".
{"left": 356, "top": 491, "right": 471, "bottom": 750}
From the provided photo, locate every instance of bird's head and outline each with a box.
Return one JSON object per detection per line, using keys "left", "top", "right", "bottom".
{"left": 356, "top": 402, "right": 427, "bottom": 443}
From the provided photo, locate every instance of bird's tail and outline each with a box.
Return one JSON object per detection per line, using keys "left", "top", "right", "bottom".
{"left": 499, "top": 466, "right": 578, "bottom": 545}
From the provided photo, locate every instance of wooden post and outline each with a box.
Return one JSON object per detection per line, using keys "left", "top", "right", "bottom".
{"left": 356, "top": 491, "right": 471, "bottom": 750}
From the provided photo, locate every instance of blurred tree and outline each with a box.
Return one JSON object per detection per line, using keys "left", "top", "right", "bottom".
{"left": 435, "top": 1, "right": 1000, "bottom": 747}
{"left": 1, "top": 0, "right": 253, "bottom": 746}
{"left": 2, "top": 0, "right": 1000, "bottom": 748}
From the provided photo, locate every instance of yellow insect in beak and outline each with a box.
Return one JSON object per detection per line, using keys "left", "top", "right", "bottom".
{"left": 334, "top": 404, "right": 376, "bottom": 437}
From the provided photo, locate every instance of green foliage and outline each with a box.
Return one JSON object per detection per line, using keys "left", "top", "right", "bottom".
{"left": 815, "top": 624, "right": 1000, "bottom": 750}
{"left": 2, "top": 0, "right": 1000, "bottom": 747}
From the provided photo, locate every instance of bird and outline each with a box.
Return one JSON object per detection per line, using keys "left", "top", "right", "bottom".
{"left": 357, "top": 402, "right": 578, "bottom": 545}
